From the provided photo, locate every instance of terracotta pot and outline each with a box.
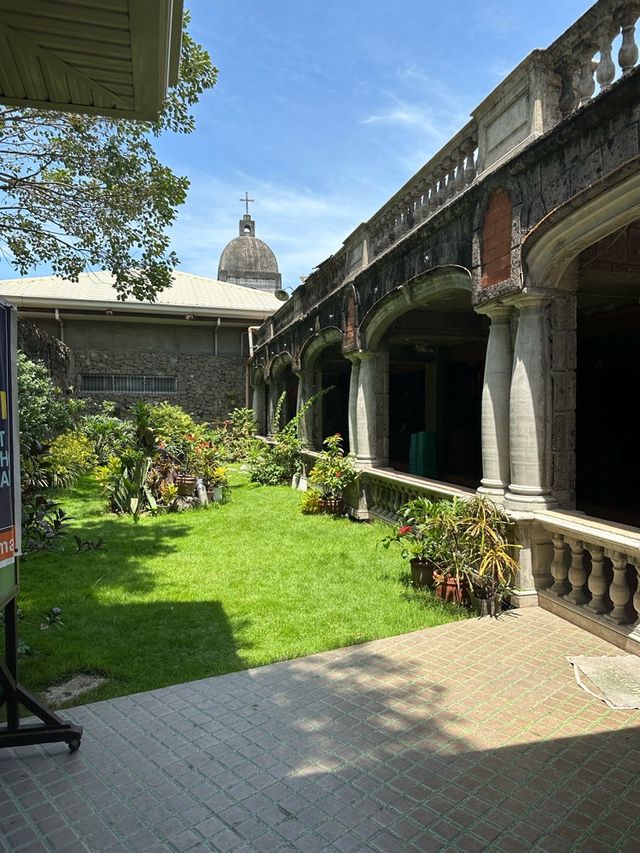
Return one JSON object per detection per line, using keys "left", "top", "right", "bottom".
{"left": 410, "top": 558, "right": 436, "bottom": 588}
{"left": 318, "top": 496, "right": 344, "bottom": 516}
{"left": 175, "top": 475, "right": 197, "bottom": 496}
{"left": 434, "top": 573, "right": 467, "bottom": 605}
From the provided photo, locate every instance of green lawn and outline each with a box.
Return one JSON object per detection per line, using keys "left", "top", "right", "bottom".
{"left": 9, "top": 470, "right": 466, "bottom": 707}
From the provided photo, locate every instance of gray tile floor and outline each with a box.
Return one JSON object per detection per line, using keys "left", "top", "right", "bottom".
{"left": 2, "top": 609, "right": 640, "bottom": 852}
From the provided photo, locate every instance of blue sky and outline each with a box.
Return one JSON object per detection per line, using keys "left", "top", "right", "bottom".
{"left": 1, "top": 0, "right": 592, "bottom": 289}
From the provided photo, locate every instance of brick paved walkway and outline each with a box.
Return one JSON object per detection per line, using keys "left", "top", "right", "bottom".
{"left": 2, "top": 609, "right": 640, "bottom": 852}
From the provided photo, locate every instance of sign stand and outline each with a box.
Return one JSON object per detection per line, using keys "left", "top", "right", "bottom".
{"left": 1, "top": 577, "right": 83, "bottom": 751}
{"left": 0, "top": 298, "right": 82, "bottom": 752}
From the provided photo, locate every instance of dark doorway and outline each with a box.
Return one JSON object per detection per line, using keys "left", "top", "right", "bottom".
{"left": 386, "top": 318, "right": 487, "bottom": 487}
{"left": 576, "top": 307, "right": 640, "bottom": 525}
{"left": 320, "top": 345, "right": 350, "bottom": 451}
{"left": 439, "top": 346, "right": 484, "bottom": 487}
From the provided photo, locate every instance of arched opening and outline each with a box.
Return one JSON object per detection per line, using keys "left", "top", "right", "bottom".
{"left": 523, "top": 169, "right": 640, "bottom": 523}
{"left": 300, "top": 328, "right": 350, "bottom": 451}
{"left": 318, "top": 343, "right": 350, "bottom": 446}
{"left": 575, "top": 219, "right": 640, "bottom": 524}
{"left": 362, "top": 268, "right": 488, "bottom": 487}
{"left": 269, "top": 353, "right": 297, "bottom": 430}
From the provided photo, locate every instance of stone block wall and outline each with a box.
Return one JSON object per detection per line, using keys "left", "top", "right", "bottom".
{"left": 72, "top": 349, "right": 246, "bottom": 422}
{"left": 17, "top": 319, "right": 72, "bottom": 390}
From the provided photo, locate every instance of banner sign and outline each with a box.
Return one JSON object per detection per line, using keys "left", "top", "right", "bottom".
{"left": 0, "top": 298, "right": 20, "bottom": 607}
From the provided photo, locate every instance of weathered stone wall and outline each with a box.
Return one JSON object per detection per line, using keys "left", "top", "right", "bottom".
{"left": 17, "top": 319, "right": 72, "bottom": 390}
{"left": 550, "top": 294, "right": 577, "bottom": 508}
{"left": 72, "top": 350, "right": 246, "bottom": 421}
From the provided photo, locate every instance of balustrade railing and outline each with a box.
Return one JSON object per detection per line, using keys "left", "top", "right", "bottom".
{"left": 538, "top": 513, "right": 640, "bottom": 639}
{"left": 549, "top": 0, "right": 640, "bottom": 118}
{"left": 364, "top": 469, "right": 473, "bottom": 524}
{"left": 369, "top": 121, "right": 478, "bottom": 260}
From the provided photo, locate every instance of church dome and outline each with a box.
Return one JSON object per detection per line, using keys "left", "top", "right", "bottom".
{"left": 217, "top": 210, "right": 281, "bottom": 293}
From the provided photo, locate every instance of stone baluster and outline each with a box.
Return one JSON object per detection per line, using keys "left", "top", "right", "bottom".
{"left": 618, "top": 4, "right": 639, "bottom": 73}
{"left": 566, "top": 538, "right": 588, "bottom": 605}
{"left": 462, "top": 135, "right": 477, "bottom": 185}
{"left": 557, "top": 58, "right": 580, "bottom": 117}
{"left": 434, "top": 166, "right": 447, "bottom": 207}
{"left": 549, "top": 533, "right": 570, "bottom": 596}
{"left": 577, "top": 42, "right": 597, "bottom": 106}
{"left": 631, "top": 561, "right": 640, "bottom": 620}
{"left": 596, "top": 22, "right": 617, "bottom": 89}
{"left": 587, "top": 546, "right": 609, "bottom": 614}
{"left": 605, "top": 551, "right": 635, "bottom": 624}
{"left": 442, "top": 157, "right": 455, "bottom": 199}
{"left": 421, "top": 180, "right": 433, "bottom": 218}
{"left": 453, "top": 149, "right": 465, "bottom": 195}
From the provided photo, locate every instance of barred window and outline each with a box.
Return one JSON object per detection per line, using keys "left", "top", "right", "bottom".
{"left": 81, "top": 374, "right": 177, "bottom": 394}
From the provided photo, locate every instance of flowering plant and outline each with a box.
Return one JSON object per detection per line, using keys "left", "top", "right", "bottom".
{"left": 308, "top": 433, "right": 358, "bottom": 498}
{"left": 379, "top": 517, "right": 436, "bottom": 561}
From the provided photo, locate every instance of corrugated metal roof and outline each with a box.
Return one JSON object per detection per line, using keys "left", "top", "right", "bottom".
{"left": 0, "top": 270, "right": 282, "bottom": 316}
{"left": 0, "top": 0, "right": 182, "bottom": 119}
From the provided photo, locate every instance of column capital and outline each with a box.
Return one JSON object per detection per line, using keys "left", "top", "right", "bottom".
{"left": 503, "top": 288, "right": 555, "bottom": 311}
{"left": 474, "top": 302, "right": 511, "bottom": 322}
{"left": 344, "top": 350, "right": 378, "bottom": 364}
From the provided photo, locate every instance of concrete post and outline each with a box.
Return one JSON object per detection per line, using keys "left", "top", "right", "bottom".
{"left": 505, "top": 292, "right": 556, "bottom": 510}
{"left": 355, "top": 351, "right": 389, "bottom": 466}
{"left": 294, "top": 368, "right": 323, "bottom": 449}
{"left": 476, "top": 304, "right": 512, "bottom": 499}
{"left": 266, "top": 382, "right": 276, "bottom": 437}
{"left": 346, "top": 355, "right": 360, "bottom": 457}
{"left": 251, "top": 382, "right": 266, "bottom": 435}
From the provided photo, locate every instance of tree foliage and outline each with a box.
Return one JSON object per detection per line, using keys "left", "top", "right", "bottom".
{"left": 0, "top": 16, "right": 217, "bottom": 301}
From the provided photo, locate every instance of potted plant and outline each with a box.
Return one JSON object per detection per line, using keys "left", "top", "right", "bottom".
{"left": 308, "top": 433, "right": 358, "bottom": 515}
{"left": 379, "top": 497, "right": 445, "bottom": 587}
{"left": 428, "top": 496, "right": 519, "bottom": 614}
{"left": 206, "top": 465, "right": 229, "bottom": 502}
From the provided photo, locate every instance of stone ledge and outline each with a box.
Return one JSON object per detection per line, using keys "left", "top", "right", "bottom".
{"left": 539, "top": 590, "right": 640, "bottom": 657}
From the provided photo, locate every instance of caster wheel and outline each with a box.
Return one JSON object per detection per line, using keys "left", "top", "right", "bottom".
{"left": 68, "top": 738, "right": 81, "bottom": 752}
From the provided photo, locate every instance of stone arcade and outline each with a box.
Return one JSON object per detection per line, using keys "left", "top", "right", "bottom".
{"left": 250, "top": 0, "right": 640, "bottom": 653}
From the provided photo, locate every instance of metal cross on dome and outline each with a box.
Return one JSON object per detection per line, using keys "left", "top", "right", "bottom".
{"left": 240, "top": 192, "right": 255, "bottom": 215}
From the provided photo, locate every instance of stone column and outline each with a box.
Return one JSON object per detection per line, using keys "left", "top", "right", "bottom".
{"left": 346, "top": 355, "right": 360, "bottom": 458}
{"left": 251, "top": 382, "right": 266, "bottom": 435}
{"left": 476, "top": 304, "right": 512, "bottom": 499}
{"left": 355, "top": 351, "right": 389, "bottom": 466}
{"left": 266, "top": 382, "right": 276, "bottom": 437}
{"left": 505, "top": 293, "right": 556, "bottom": 510}
{"left": 295, "top": 368, "right": 322, "bottom": 449}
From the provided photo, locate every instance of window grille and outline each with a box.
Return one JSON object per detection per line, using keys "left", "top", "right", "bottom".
{"left": 81, "top": 374, "right": 177, "bottom": 394}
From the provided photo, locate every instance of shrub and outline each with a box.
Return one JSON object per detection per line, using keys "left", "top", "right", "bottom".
{"left": 308, "top": 434, "right": 358, "bottom": 498}
{"left": 300, "top": 488, "right": 323, "bottom": 515}
{"left": 147, "top": 401, "right": 206, "bottom": 453}
{"left": 17, "top": 351, "right": 84, "bottom": 452}
{"left": 222, "top": 407, "right": 257, "bottom": 460}
{"left": 82, "top": 402, "right": 134, "bottom": 464}
{"left": 46, "top": 431, "right": 96, "bottom": 488}
{"left": 21, "top": 493, "right": 70, "bottom": 558}
{"left": 248, "top": 389, "right": 329, "bottom": 486}
{"left": 96, "top": 451, "right": 154, "bottom": 518}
